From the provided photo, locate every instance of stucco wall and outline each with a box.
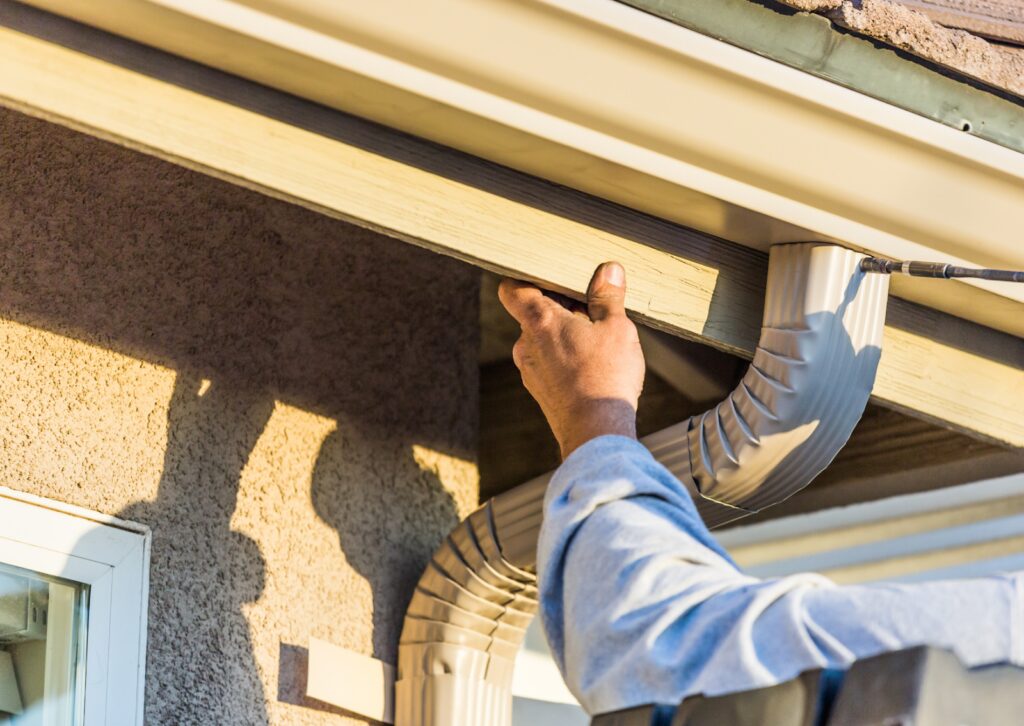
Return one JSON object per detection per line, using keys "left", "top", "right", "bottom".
{"left": 0, "top": 109, "right": 480, "bottom": 724}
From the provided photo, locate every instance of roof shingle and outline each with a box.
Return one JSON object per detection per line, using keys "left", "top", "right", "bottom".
{"left": 778, "top": 0, "right": 1024, "bottom": 96}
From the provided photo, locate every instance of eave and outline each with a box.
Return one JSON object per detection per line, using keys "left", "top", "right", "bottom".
{"left": 0, "top": 1, "right": 1020, "bottom": 450}
{"left": 16, "top": 0, "right": 1024, "bottom": 340}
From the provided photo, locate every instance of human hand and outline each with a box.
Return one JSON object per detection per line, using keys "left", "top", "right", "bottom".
{"left": 498, "top": 262, "right": 645, "bottom": 459}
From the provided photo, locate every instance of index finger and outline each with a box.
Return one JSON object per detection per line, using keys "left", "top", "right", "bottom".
{"left": 498, "top": 278, "right": 559, "bottom": 326}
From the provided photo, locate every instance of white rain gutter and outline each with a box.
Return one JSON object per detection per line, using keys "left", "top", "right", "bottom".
{"left": 20, "top": 0, "right": 1024, "bottom": 338}
{"left": 395, "top": 243, "right": 890, "bottom": 725}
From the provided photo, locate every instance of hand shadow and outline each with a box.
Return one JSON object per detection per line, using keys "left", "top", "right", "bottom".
{"left": 118, "top": 373, "right": 275, "bottom": 726}
{"left": 310, "top": 426, "right": 461, "bottom": 663}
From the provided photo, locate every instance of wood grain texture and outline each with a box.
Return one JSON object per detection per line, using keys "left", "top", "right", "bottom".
{"left": 817, "top": 405, "right": 1007, "bottom": 487}
{"left": 0, "top": 20, "right": 1020, "bottom": 448}
{"left": 740, "top": 412, "right": 1024, "bottom": 522}
{"left": 17, "top": 0, "right": 1024, "bottom": 341}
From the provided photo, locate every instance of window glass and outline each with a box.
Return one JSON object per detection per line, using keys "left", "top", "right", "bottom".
{"left": 0, "top": 563, "right": 88, "bottom": 726}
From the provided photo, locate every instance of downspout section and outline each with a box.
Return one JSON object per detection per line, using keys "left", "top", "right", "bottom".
{"left": 396, "top": 243, "right": 889, "bottom": 725}
{"left": 647, "top": 242, "right": 890, "bottom": 527}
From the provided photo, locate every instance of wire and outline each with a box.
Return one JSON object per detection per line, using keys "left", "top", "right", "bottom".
{"left": 860, "top": 257, "right": 1024, "bottom": 283}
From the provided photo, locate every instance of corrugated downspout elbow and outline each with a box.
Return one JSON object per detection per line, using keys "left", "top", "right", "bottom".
{"left": 396, "top": 243, "right": 890, "bottom": 725}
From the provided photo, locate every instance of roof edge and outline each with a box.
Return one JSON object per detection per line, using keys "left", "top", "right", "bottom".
{"left": 621, "top": 0, "right": 1024, "bottom": 153}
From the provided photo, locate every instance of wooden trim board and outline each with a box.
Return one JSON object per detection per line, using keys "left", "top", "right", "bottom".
{"left": 17, "top": 0, "right": 1024, "bottom": 341}
{"left": 307, "top": 638, "right": 395, "bottom": 723}
{"left": 0, "top": 15, "right": 1020, "bottom": 448}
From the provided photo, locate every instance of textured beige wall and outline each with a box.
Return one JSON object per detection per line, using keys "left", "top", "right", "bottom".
{"left": 0, "top": 109, "right": 480, "bottom": 724}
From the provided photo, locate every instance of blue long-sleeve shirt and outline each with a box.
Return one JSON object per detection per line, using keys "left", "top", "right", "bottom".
{"left": 538, "top": 436, "right": 1024, "bottom": 716}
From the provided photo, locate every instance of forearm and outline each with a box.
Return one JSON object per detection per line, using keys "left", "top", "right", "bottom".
{"left": 538, "top": 436, "right": 1024, "bottom": 715}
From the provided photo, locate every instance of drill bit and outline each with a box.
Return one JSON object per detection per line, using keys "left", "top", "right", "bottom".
{"left": 860, "top": 257, "right": 1024, "bottom": 283}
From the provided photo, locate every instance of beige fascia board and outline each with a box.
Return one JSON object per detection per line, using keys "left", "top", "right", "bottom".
{"left": 18, "top": 0, "right": 1024, "bottom": 339}
{"left": 0, "top": 13, "right": 1021, "bottom": 448}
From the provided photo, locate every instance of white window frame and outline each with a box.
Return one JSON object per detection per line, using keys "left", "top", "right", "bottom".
{"left": 0, "top": 487, "right": 150, "bottom": 725}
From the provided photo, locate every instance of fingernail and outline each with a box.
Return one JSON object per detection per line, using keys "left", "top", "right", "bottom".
{"left": 604, "top": 262, "right": 625, "bottom": 287}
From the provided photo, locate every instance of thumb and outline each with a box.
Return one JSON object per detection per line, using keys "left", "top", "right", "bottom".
{"left": 587, "top": 262, "right": 627, "bottom": 322}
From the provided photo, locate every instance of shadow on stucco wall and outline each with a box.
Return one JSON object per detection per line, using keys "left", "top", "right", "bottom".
{"left": 310, "top": 430, "right": 461, "bottom": 662}
{"left": 0, "top": 106, "right": 479, "bottom": 723}
{"left": 108, "top": 372, "right": 462, "bottom": 724}
{"left": 118, "top": 375, "right": 275, "bottom": 724}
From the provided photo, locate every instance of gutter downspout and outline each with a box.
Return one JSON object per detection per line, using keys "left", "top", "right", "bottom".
{"left": 396, "top": 243, "right": 890, "bottom": 725}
